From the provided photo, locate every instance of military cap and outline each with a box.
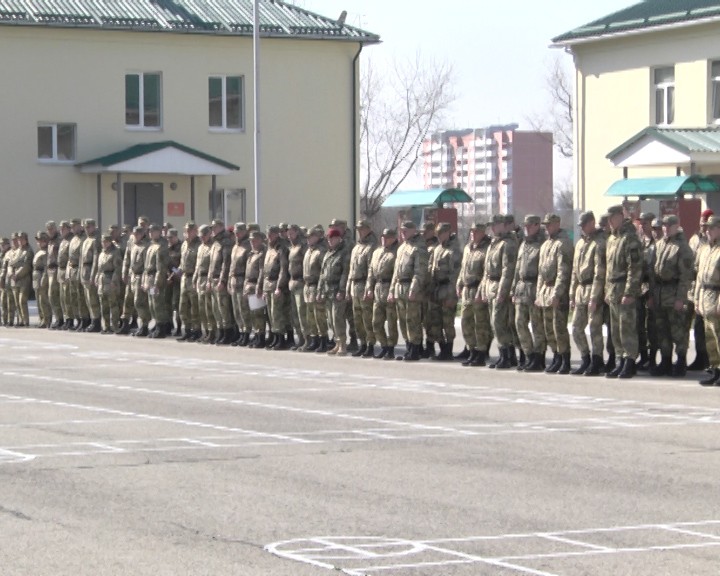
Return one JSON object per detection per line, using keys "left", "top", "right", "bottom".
{"left": 381, "top": 227, "right": 397, "bottom": 236}
{"left": 288, "top": 223, "right": 301, "bottom": 231}
{"left": 491, "top": 214, "right": 506, "bottom": 225}
{"left": 234, "top": 222, "right": 247, "bottom": 232}
{"left": 504, "top": 215, "right": 516, "bottom": 225}
{"left": 198, "top": 224, "right": 211, "bottom": 235}
{"left": 184, "top": 221, "right": 196, "bottom": 230}
{"left": 107, "top": 224, "right": 119, "bottom": 231}
{"left": 524, "top": 215, "right": 541, "bottom": 226}
{"left": 163, "top": 222, "right": 172, "bottom": 229}
{"left": 132, "top": 225, "right": 144, "bottom": 234}
{"left": 701, "top": 209, "right": 714, "bottom": 223}
{"left": 267, "top": 225, "right": 280, "bottom": 235}
{"left": 327, "top": 228, "right": 343, "bottom": 239}
{"left": 147, "top": 223, "right": 161, "bottom": 232}
{"left": 401, "top": 220, "right": 416, "bottom": 230}
{"left": 211, "top": 218, "right": 225, "bottom": 228}
{"left": 707, "top": 216, "right": 720, "bottom": 229}
{"left": 35, "top": 231, "right": 48, "bottom": 241}
{"left": 101, "top": 233, "right": 113, "bottom": 242}
{"left": 598, "top": 214, "right": 610, "bottom": 227}
{"left": 137, "top": 216, "right": 150, "bottom": 225}
{"left": 577, "top": 211, "right": 595, "bottom": 227}
{"left": 0, "top": 238, "right": 9, "bottom": 245}
{"left": 423, "top": 221, "right": 436, "bottom": 232}
{"left": 70, "top": 218, "right": 82, "bottom": 226}
{"left": 18, "top": 231, "right": 27, "bottom": 239}
{"left": 309, "top": 225, "right": 324, "bottom": 237}
{"left": 435, "top": 222, "right": 451, "bottom": 233}
{"left": 606, "top": 205, "right": 624, "bottom": 216}
{"left": 249, "top": 230, "right": 265, "bottom": 240}
{"left": 167, "top": 228, "right": 179, "bottom": 237}
{"left": 59, "top": 220, "right": 71, "bottom": 228}
{"left": 122, "top": 224, "right": 133, "bottom": 233}
{"left": 542, "top": 213, "right": 561, "bottom": 225}
{"left": 651, "top": 218, "right": 663, "bottom": 229}
{"left": 636, "top": 212, "right": 656, "bottom": 222}
{"left": 247, "top": 223, "right": 261, "bottom": 232}
{"left": 278, "top": 222, "right": 289, "bottom": 231}
{"left": 83, "top": 218, "right": 96, "bottom": 227}
{"left": 329, "top": 218, "right": 347, "bottom": 227}
{"left": 356, "top": 219, "right": 372, "bottom": 229}
{"left": 469, "top": 222, "right": 487, "bottom": 231}
{"left": 10, "top": 232, "right": 19, "bottom": 239}
{"left": 662, "top": 214, "right": 679, "bottom": 226}
{"left": 45, "top": 220, "right": 57, "bottom": 229}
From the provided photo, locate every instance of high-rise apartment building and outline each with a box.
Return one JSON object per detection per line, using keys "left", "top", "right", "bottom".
{"left": 422, "top": 125, "right": 554, "bottom": 219}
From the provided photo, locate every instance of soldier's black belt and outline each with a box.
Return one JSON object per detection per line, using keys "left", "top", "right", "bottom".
{"left": 609, "top": 276, "right": 627, "bottom": 283}
{"left": 543, "top": 280, "right": 556, "bottom": 286}
{"left": 399, "top": 279, "right": 412, "bottom": 284}
{"left": 351, "top": 276, "right": 367, "bottom": 282}
{"left": 579, "top": 279, "right": 593, "bottom": 286}
{"left": 306, "top": 281, "right": 318, "bottom": 286}
{"left": 436, "top": 279, "right": 450, "bottom": 285}
{"left": 522, "top": 276, "right": 538, "bottom": 282}
{"left": 378, "top": 279, "right": 391, "bottom": 285}
{"left": 291, "top": 274, "right": 303, "bottom": 280}
{"left": 234, "top": 273, "right": 246, "bottom": 278}
{"left": 656, "top": 279, "right": 678, "bottom": 286}
{"left": 267, "top": 275, "right": 279, "bottom": 281}
{"left": 212, "top": 274, "right": 221, "bottom": 279}
{"left": 146, "top": 269, "right": 157, "bottom": 274}
{"left": 68, "top": 263, "right": 78, "bottom": 268}
{"left": 34, "top": 267, "right": 45, "bottom": 272}
{"left": 703, "top": 284, "right": 720, "bottom": 291}
{"left": 47, "top": 265, "right": 58, "bottom": 270}
{"left": 464, "top": 281, "right": 479, "bottom": 288}
{"left": 488, "top": 276, "right": 501, "bottom": 281}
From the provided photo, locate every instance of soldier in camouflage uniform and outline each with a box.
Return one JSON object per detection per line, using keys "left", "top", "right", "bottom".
{"left": 143, "top": 223, "right": 170, "bottom": 338}
{"left": 95, "top": 233, "right": 123, "bottom": 334}
{"left": 389, "top": 221, "right": 428, "bottom": 361}
{"left": 319, "top": 228, "right": 350, "bottom": 356}
{"left": 117, "top": 216, "right": 149, "bottom": 334}
{"left": 287, "top": 224, "right": 308, "bottom": 350}
{"left": 427, "top": 222, "right": 461, "bottom": 361}
{"left": 244, "top": 231, "right": 267, "bottom": 348}
{"left": 176, "top": 222, "right": 201, "bottom": 342}
{"left": 569, "top": 211, "right": 607, "bottom": 376}
{"left": 512, "top": 215, "right": 546, "bottom": 372}
{"left": 481, "top": 214, "right": 518, "bottom": 369}
{"left": 80, "top": 219, "right": 102, "bottom": 333}
{"left": 45, "top": 221, "right": 63, "bottom": 328}
{"left": 9, "top": 232, "right": 33, "bottom": 327}
{"left": 303, "top": 226, "right": 329, "bottom": 353}
{"left": 127, "top": 226, "right": 151, "bottom": 338}
{"left": 366, "top": 227, "right": 399, "bottom": 360}
{"left": 0, "top": 236, "right": 14, "bottom": 326}
{"left": 228, "top": 222, "right": 252, "bottom": 346}
{"left": 67, "top": 219, "right": 89, "bottom": 330}
{"left": 32, "top": 231, "right": 51, "bottom": 328}
{"left": 635, "top": 212, "right": 659, "bottom": 370}
{"left": 696, "top": 216, "right": 720, "bottom": 385}
{"left": 261, "top": 225, "right": 290, "bottom": 350}
{"left": 688, "top": 209, "right": 713, "bottom": 371}
{"left": 193, "top": 225, "right": 217, "bottom": 343}
{"left": 605, "top": 205, "right": 643, "bottom": 379}
{"left": 597, "top": 214, "right": 617, "bottom": 372}
{"left": 165, "top": 229, "right": 182, "bottom": 336}
{"left": 55, "top": 222, "right": 73, "bottom": 329}
{"left": 421, "top": 221, "right": 439, "bottom": 357}
{"left": 346, "top": 219, "right": 378, "bottom": 358}
{"left": 208, "top": 219, "right": 234, "bottom": 345}
{"left": 650, "top": 215, "right": 694, "bottom": 377}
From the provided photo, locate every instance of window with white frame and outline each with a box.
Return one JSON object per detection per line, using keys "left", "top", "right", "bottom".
{"left": 711, "top": 61, "right": 720, "bottom": 123}
{"left": 125, "top": 72, "right": 162, "bottom": 128}
{"left": 654, "top": 66, "right": 675, "bottom": 125}
{"left": 37, "top": 123, "right": 76, "bottom": 162}
{"left": 209, "top": 76, "right": 244, "bottom": 130}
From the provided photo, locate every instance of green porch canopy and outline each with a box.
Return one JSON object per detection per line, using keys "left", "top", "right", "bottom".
{"left": 382, "top": 188, "right": 473, "bottom": 208}
{"left": 605, "top": 176, "right": 719, "bottom": 198}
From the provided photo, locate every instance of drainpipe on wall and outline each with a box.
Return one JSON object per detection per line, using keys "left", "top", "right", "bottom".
{"left": 352, "top": 43, "right": 363, "bottom": 227}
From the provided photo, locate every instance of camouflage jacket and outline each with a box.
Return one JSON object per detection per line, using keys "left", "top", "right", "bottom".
{"left": 367, "top": 241, "right": 398, "bottom": 302}
{"left": 95, "top": 245, "right": 122, "bottom": 292}
{"left": 696, "top": 240, "right": 720, "bottom": 317}
{"left": 32, "top": 248, "right": 48, "bottom": 291}
{"left": 319, "top": 240, "right": 350, "bottom": 299}
{"left": 457, "top": 236, "right": 492, "bottom": 293}
{"left": 288, "top": 238, "right": 307, "bottom": 291}
{"left": 512, "top": 231, "right": 545, "bottom": 305}
{"left": 481, "top": 232, "right": 517, "bottom": 301}
{"left": 67, "top": 231, "right": 86, "bottom": 274}
{"left": 128, "top": 238, "right": 149, "bottom": 278}
{"left": 429, "top": 234, "right": 462, "bottom": 301}
{"left": 262, "top": 237, "right": 289, "bottom": 292}
{"left": 536, "top": 228, "right": 574, "bottom": 307}
{"left": 604, "top": 220, "right": 643, "bottom": 303}
{"left": 390, "top": 232, "right": 428, "bottom": 298}
{"left": 243, "top": 248, "right": 266, "bottom": 296}
{"left": 569, "top": 229, "right": 606, "bottom": 306}
{"left": 653, "top": 230, "right": 693, "bottom": 307}
{"left": 81, "top": 232, "right": 101, "bottom": 284}
{"left": 142, "top": 239, "right": 169, "bottom": 290}
{"left": 228, "top": 237, "right": 251, "bottom": 294}
{"left": 346, "top": 232, "right": 378, "bottom": 297}
{"left": 208, "top": 230, "right": 233, "bottom": 285}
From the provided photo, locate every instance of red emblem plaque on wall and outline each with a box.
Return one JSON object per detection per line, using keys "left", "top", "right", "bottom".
{"left": 167, "top": 202, "right": 185, "bottom": 217}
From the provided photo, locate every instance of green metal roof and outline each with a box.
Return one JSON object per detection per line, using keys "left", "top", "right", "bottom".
{"left": 606, "top": 127, "right": 720, "bottom": 160}
{"left": 553, "top": 1, "right": 720, "bottom": 44}
{"left": 382, "top": 188, "right": 473, "bottom": 209}
{"left": 605, "top": 175, "right": 720, "bottom": 198}
{"left": 77, "top": 141, "right": 239, "bottom": 170}
{"left": 0, "top": 0, "right": 380, "bottom": 41}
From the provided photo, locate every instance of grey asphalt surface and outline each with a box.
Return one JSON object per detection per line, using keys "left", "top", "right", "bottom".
{"left": 1, "top": 314, "right": 720, "bottom": 575}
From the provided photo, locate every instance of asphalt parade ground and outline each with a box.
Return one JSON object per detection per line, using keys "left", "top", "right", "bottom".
{"left": 1, "top": 314, "right": 720, "bottom": 575}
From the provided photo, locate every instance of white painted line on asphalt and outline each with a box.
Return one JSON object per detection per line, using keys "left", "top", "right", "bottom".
{"left": 0, "top": 448, "right": 35, "bottom": 463}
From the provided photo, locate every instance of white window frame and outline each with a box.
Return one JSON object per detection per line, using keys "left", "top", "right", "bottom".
{"left": 208, "top": 75, "right": 245, "bottom": 132}
{"left": 653, "top": 66, "right": 675, "bottom": 126}
{"left": 37, "top": 122, "right": 76, "bottom": 164}
{"left": 125, "top": 72, "right": 163, "bottom": 131}
{"left": 710, "top": 61, "right": 720, "bottom": 124}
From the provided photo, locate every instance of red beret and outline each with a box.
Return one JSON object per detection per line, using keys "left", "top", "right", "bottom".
{"left": 702, "top": 209, "right": 714, "bottom": 222}
{"left": 327, "top": 228, "right": 342, "bottom": 239}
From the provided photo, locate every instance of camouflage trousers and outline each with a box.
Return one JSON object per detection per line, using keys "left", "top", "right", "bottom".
{"left": 326, "top": 295, "right": 347, "bottom": 343}
{"left": 490, "top": 297, "right": 514, "bottom": 347}
{"left": 290, "top": 285, "right": 309, "bottom": 338}
{"left": 540, "top": 306, "right": 570, "bottom": 354}
{"left": 231, "top": 289, "right": 251, "bottom": 333}
{"left": 656, "top": 305, "right": 689, "bottom": 356}
{"left": 179, "top": 276, "right": 200, "bottom": 331}
{"left": 99, "top": 286, "right": 121, "bottom": 332}
{"left": 1, "top": 287, "right": 15, "bottom": 325}
{"left": 426, "top": 299, "right": 457, "bottom": 344}
{"left": 265, "top": 289, "right": 289, "bottom": 334}
{"left": 372, "top": 298, "right": 398, "bottom": 347}
{"left": 12, "top": 279, "right": 31, "bottom": 326}
{"left": 165, "top": 279, "right": 180, "bottom": 321}
{"left": 461, "top": 287, "right": 491, "bottom": 351}
{"left": 686, "top": 304, "right": 707, "bottom": 356}
{"left": 305, "top": 297, "right": 328, "bottom": 337}
{"left": 609, "top": 301, "right": 638, "bottom": 359}
{"left": 515, "top": 302, "right": 545, "bottom": 355}
{"left": 48, "top": 270, "right": 62, "bottom": 321}
{"left": 396, "top": 296, "right": 423, "bottom": 345}
{"left": 82, "top": 282, "right": 101, "bottom": 320}
{"left": 121, "top": 277, "right": 136, "bottom": 320}
{"left": 212, "top": 287, "right": 233, "bottom": 330}
{"left": 149, "top": 285, "right": 169, "bottom": 324}
{"left": 351, "top": 285, "right": 375, "bottom": 345}
{"left": 198, "top": 285, "right": 216, "bottom": 334}
{"left": 572, "top": 303, "right": 604, "bottom": 356}
{"left": 129, "top": 277, "right": 150, "bottom": 323}
{"left": 68, "top": 273, "right": 89, "bottom": 320}
{"left": 603, "top": 304, "right": 615, "bottom": 357}
{"left": 36, "top": 281, "right": 51, "bottom": 327}
{"left": 637, "top": 294, "right": 658, "bottom": 353}
{"left": 705, "top": 314, "right": 720, "bottom": 368}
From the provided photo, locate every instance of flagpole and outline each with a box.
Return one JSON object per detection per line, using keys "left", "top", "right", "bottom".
{"left": 253, "top": 0, "right": 261, "bottom": 224}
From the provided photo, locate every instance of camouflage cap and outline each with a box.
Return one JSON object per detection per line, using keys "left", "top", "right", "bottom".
{"left": 577, "top": 211, "right": 595, "bottom": 227}
{"left": 381, "top": 227, "right": 397, "bottom": 236}
{"left": 288, "top": 223, "right": 301, "bottom": 231}
{"left": 101, "top": 233, "right": 113, "bottom": 242}
{"left": 606, "top": 205, "right": 624, "bottom": 217}
{"left": 469, "top": 222, "right": 487, "bottom": 231}
{"left": 598, "top": 214, "right": 610, "bottom": 227}
{"left": 267, "top": 225, "right": 280, "bottom": 235}
{"left": 435, "top": 222, "right": 451, "bottom": 234}
{"left": 10, "top": 232, "right": 19, "bottom": 239}
{"left": 167, "top": 228, "right": 179, "bottom": 237}
{"left": 107, "top": 224, "right": 119, "bottom": 231}
{"left": 524, "top": 215, "right": 541, "bottom": 226}
{"left": 0, "top": 238, "right": 9, "bottom": 245}
{"left": 184, "top": 221, "right": 196, "bottom": 230}
{"left": 299, "top": 226, "right": 308, "bottom": 235}
{"left": 18, "top": 231, "right": 28, "bottom": 239}
{"left": 278, "top": 222, "right": 289, "bottom": 231}
{"left": 401, "top": 220, "right": 416, "bottom": 230}
{"left": 198, "top": 224, "right": 211, "bottom": 235}
{"left": 651, "top": 218, "right": 663, "bottom": 229}
{"left": 59, "top": 220, "right": 71, "bottom": 228}
{"left": 45, "top": 220, "right": 57, "bottom": 229}
{"left": 662, "top": 214, "right": 679, "bottom": 226}
{"left": 249, "top": 230, "right": 266, "bottom": 240}
{"left": 636, "top": 212, "right": 656, "bottom": 222}
{"left": 247, "top": 223, "right": 261, "bottom": 232}
{"left": 132, "top": 225, "right": 144, "bottom": 234}
{"left": 137, "top": 216, "right": 150, "bottom": 225}
{"left": 83, "top": 218, "right": 96, "bottom": 227}
{"left": 355, "top": 219, "right": 372, "bottom": 229}
{"left": 163, "top": 222, "right": 172, "bottom": 229}
{"left": 504, "top": 214, "right": 516, "bottom": 225}
{"left": 234, "top": 222, "right": 247, "bottom": 232}
{"left": 148, "top": 223, "right": 162, "bottom": 232}
{"left": 329, "top": 218, "right": 347, "bottom": 228}
{"left": 210, "top": 218, "right": 225, "bottom": 228}
{"left": 309, "top": 225, "right": 325, "bottom": 237}
{"left": 423, "top": 221, "right": 436, "bottom": 232}
{"left": 35, "top": 231, "right": 48, "bottom": 241}
{"left": 542, "top": 213, "right": 561, "bottom": 225}
{"left": 491, "top": 214, "right": 506, "bottom": 225}
{"left": 70, "top": 218, "right": 82, "bottom": 226}
{"left": 707, "top": 216, "right": 720, "bottom": 229}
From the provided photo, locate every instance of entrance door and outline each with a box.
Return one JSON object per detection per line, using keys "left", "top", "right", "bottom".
{"left": 124, "top": 183, "right": 164, "bottom": 226}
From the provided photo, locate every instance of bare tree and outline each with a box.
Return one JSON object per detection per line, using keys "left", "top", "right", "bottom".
{"left": 554, "top": 175, "right": 574, "bottom": 211}
{"left": 360, "top": 53, "right": 456, "bottom": 219}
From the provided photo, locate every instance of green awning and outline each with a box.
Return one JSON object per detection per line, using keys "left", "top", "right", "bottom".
{"left": 605, "top": 176, "right": 719, "bottom": 198}
{"left": 382, "top": 188, "right": 473, "bottom": 208}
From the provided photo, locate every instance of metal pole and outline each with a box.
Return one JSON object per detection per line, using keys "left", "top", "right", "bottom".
{"left": 190, "top": 176, "right": 196, "bottom": 221}
{"left": 96, "top": 174, "right": 102, "bottom": 231}
{"left": 253, "top": 0, "right": 261, "bottom": 224}
{"left": 116, "top": 173, "right": 123, "bottom": 226}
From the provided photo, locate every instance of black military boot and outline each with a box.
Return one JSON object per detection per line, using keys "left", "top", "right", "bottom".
{"left": 51, "top": 317, "right": 63, "bottom": 330}
{"left": 606, "top": 357, "right": 625, "bottom": 379}
{"left": 524, "top": 353, "right": 544, "bottom": 372}
{"left": 373, "top": 345, "right": 387, "bottom": 359}
{"left": 253, "top": 332, "right": 266, "bottom": 349}
{"left": 517, "top": 349, "right": 526, "bottom": 371}
{"left": 73, "top": 318, "right": 84, "bottom": 332}
{"left": 672, "top": 354, "right": 687, "bottom": 379}
{"left": 650, "top": 355, "right": 672, "bottom": 377}
{"left": 699, "top": 368, "right": 720, "bottom": 386}
{"left": 176, "top": 328, "right": 191, "bottom": 342}
{"left": 347, "top": 333, "right": 359, "bottom": 354}
{"left": 636, "top": 349, "right": 650, "bottom": 371}
{"left": 129, "top": 316, "right": 138, "bottom": 331}
{"left": 134, "top": 324, "right": 149, "bottom": 338}
{"left": 433, "top": 342, "right": 454, "bottom": 361}
{"left": 352, "top": 343, "right": 367, "bottom": 358}
{"left": 362, "top": 344, "right": 375, "bottom": 358}
{"left": 488, "top": 348, "right": 504, "bottom": 369}
{"left": 584, "top": 355, "right": 604, "bottom": 376}
{"left": 507, "top": 346, "right": 518, "bottom": 367}
{"left": 304, "top": 336, "right": 319, "bottom": 352}
{"left": 558, "top": 352, "right": 571, "bottom": 375}
{"left": 470, "top": 349, "right": 487, "bottom": 367}
{"left": 403, "top": 343, "right": 420, "bottom": 361}
{"left": 572, "top": 354, "right": 591, "bottom": 375}
{"left": 316, "top": 336, "right": 329, "bottom": 353}
{"left": 454, "top": 346, "right": 471, "bottom": 361}
{"left": 461, "top": 349, "right": 478, "bottom": 367}
{"left": 383, "top": 346, "right": 395, "bottom": 360}
{"left": 647, "top": 348, "right": 658, "bottom": 372}
{"left": 545, "top": 353, "right": 562, "bottom": 374}
{"left": 153, "top": 322, "right": 169, "bottom": 339}
{"left": 63, "top": 318, "right": 74, "bottom": 331}
{"left": 495, "top": 347, "right": 513, "bottom": 370}
{"left": 605, "top": 352, "right": 616, "bottom": 374}
{"left": 688, "top": 351, "right": 709, "bottom": 372}
{"left": 275, "top": 333, "right": 292, "bottom": 350}
{"left": 173, "top": 320, "right": 182, "bottom": 337}
{"left": 116, "top": 319, "right": 130, "bottom": 335}
{"left": 520, "top": 352, "right": 534, "bottom": 372}
{"left": 85, "top": 318, "right": 101, "bottom": 333}
{"left": 264, "top": 332, "right": 277, "bottom": 349}
{"left": 188, "top": 329, "right": 201, "bottom": 342}
{"left": 423, "top": 340, "right": 436, "bottom": 359}
{"left": 618, "top": 357, "right": 636, "bottom": 379}
{"left": 291, "top": 334, "right": 304, "bottom": 351}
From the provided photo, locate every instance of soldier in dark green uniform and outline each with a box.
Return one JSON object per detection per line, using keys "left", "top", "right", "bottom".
{"left": 96, "top": 233, "right": 122, "bottom": 334}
